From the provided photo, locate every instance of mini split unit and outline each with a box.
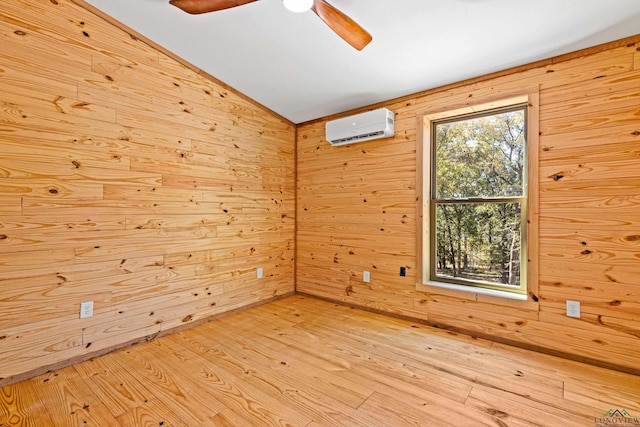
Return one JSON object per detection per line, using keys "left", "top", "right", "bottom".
{"left": 325, "top": 108, "right": 395, "bottom": 146}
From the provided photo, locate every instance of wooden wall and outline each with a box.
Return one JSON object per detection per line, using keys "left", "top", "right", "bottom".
{"left": 297, "top": 36, "right": 640, "bottom": 373}
{"left": 0, "top": 0, "right": 295, "bottom": 384}
{"left": 1, "top": 0, "right": 638, "bottom": 385}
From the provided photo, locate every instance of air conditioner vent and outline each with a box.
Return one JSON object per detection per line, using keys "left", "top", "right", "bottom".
{"left": 329, "top": 131, "right": 385, "bottom": 146}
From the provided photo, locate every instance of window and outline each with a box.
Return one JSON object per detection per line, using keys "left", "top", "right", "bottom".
{"left": 418, "top": 94, "right": 538, "bottom": 301}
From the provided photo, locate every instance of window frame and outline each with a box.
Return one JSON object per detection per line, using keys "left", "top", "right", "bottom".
{"left": 416, "top": 92, "right": 539, "bottom": 304}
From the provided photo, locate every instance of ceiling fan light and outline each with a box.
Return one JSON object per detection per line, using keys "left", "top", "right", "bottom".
{"left": 283, "top": 0, "right": 313, "bottom": 13}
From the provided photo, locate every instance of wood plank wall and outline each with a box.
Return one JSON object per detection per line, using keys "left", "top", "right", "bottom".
{"left": 0, "top": 0, "right": 295, "bottom": 385}
{"left": 297, "top": 36, "right": 640, "bottom": 373}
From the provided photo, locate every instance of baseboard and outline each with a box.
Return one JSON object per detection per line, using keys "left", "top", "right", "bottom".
{"left": 0, "top": 292, "right": 294, "bottom": 388}
{"left": 295, "top": 292, "right": 640, "bottom": 377}
{"left": 5, "top": 289, "right": 636, "bottom": 387}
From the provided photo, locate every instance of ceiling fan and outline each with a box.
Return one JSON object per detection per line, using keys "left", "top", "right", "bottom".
{"left": 169, "top": 0, "right": 372, "bottom": 50}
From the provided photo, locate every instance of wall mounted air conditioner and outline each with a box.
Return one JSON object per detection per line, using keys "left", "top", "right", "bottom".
{"left": 325, "top": 108, "right": 395, "bottom": 146}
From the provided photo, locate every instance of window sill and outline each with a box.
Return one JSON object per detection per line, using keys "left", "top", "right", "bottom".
{"left": 418, "top": 280, "right": 528, "bottom": 301}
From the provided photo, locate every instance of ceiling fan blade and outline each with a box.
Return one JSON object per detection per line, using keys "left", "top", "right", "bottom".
{"left": 169, "top": 0, "right": 257, "bottom": 15}
{"left": 311, "top": 0, "right": 372, "bottom": 50}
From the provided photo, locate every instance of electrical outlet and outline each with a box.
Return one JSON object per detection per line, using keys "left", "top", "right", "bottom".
{"left": 363, "top": 271, "right": 370, "bottom": 283}
{"left": 400, "top": 266, "right": 407, "bottom": 277}
{"left": 257, "top": 267, "right": 263, "bottom": 279}
{"left": 80, "top": 301, "right": 94, "bottom": 319}
{"left": 566, "top": 300, "right": 580, "bottom": 318}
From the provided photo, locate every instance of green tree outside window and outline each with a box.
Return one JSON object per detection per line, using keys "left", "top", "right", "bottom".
{"left": 430, "top": 105, "right": 527, "bottom": 293}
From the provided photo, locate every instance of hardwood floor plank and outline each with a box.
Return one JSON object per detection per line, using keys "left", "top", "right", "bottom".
{"left": 111, "top": 342, "right": 227, "bottom": 425}
{"left": 357, "top": 391, "right": 492, "bottom": 427}
{"left": 490, "top": 342, "right": 640, "bottom": 397}
{"left": 208, "top": 408, "right": 283, "bottom": 427}
{"left": 124, "top": 338, "right": 312, "bottom": 427}
{"left": 563, "top": 378, "right": 640, "bottom": 413}
{"left": 172, "top": 319, "right": 375, "bottom": 409}
{"left": 30, "top": 368, "right": 115, "bottom": 427}
{"left": 270, "top": 327, "right": 475, "bottom": 405}
{"left": 466, "top": 386, "right": 590, "bottom": 427}
{"left": 286, "top": 306, "right": 563, "bottom": 404}
{"left": 0, "top": 381, "right": 53, "bottom": 427}
{"left": 72, "top": 353, "right": 152, "bottom": 418}
{"left": 115, "top": 397, "right": 204, "bottom": 427}
{"left": 372, "top": 387, "right": 506, "bottom": 427}
{"left": 171, "top": 328, "right": 417, "bottom": 427}
{"left": 1, "top": 295, "right": 639, "bottom": 426}
{"left": 211, "top": 300, "right": 576, "bottom": 426}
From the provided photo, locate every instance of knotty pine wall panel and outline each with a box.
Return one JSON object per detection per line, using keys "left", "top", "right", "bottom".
{"left": 0, "top": 0, "right": 295, "bottom": 384}
{"left": 297, "top": 36, "right": 640, "bottom": 373}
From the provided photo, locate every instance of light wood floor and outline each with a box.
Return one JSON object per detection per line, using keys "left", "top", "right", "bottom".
{"left": 2, "top": 295, "right": 639, "bottom": 426}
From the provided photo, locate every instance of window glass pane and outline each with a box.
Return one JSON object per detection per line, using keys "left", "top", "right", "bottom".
{"left": 434, "top": 202, "right": 521, "bottom": 286}
{"left": 435, "top": 109, "right": 525, "bottom": 199}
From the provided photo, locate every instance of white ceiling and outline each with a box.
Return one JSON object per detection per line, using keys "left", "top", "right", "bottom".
{"left": 83, "top": 0, "right": 640, "bottom": 124}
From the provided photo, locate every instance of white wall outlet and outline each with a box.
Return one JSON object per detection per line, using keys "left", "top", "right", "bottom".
{"left": 363, "top": 271, "right": 370, "bottom": 283}
{"left": 566, "top": 300, "right": 580, "bottom": 318}
{"left": 257, "top": 267, "right": 263, "bottom": 279}
{"left": 80, "top": 301, "right": 94, "bottom": 319}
